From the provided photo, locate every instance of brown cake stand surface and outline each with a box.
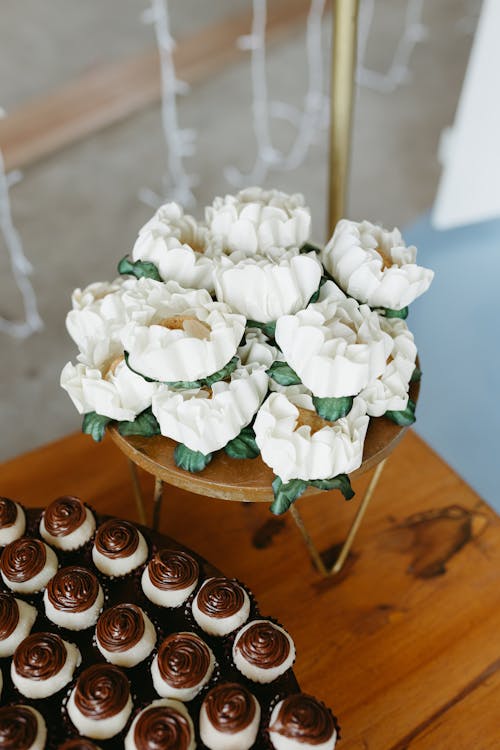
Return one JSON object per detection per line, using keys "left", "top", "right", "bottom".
{"left": 110, "top": 378, "right": 420, "bottom": 577}
{"left": 0, "top": 509, "right": 299, "bottom": 750}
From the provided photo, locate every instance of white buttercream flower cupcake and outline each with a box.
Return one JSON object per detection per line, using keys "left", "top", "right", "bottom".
{"left": 133, "top": 201, "right": 220, "bottom": 292}
{"left": 192, "top": 577, "right": 250, "bottom": 636}
{"left": 0, "top": 593, "right": 37, "bottom": 657}
{"left": 275, "top": 281, "right": 392, "bottom": 398}
{"left": 233, "top": 619, "right": 295, "bottom": 684}
{"left": 124, "top": 698, "right": 195, "bottom": 750}
{"left": 200, "top": 682, "right": 261, "bottom": 750}
{"left": 61, "top": 356, "right": 156, "bottom": 423}
{"left": 322, "top": 219, "right": 434, "bottom": 310}
{"left": 359, "top": 317, "right": 417, "bottom": 417}
{"left": 151, "top": 631, "right": 215, "bottom": 701}
{"left": 0, "top": 538, "right": 58, "bottom": 594}
{"left": 269, "top": 694, "right": 338, "bottom": 750}
{"left": 254, "top": 391, "right": 369, "bottom": 483}
{"left": 206, "top": 187, "right": 311, "bottom": 256}
{"left": 67, "top": 664, "right": 132, "bottom": 740}
{"left": 121, "top": 285, "right": 245, "bottom": 384}
{"left": 96, "top": 603, "right": 156, "bottom": 667}
{"left": 11, "top": 632, "right": 81, "bottom": 699}
{"left": 141, "top": 548, "right": 199, "bottom": 608}
{"left": 66, "top": 277, "right": 179, "bottom": 369}
{"left": 213, "top": 249, "right": 322, "bottom": 323}
{"left": 152, "top": 365, "right": 268, "bottom": 454}
{"left": 92, "top": 519, "right": 148, "bottom": 577}
{"left": 44, "top": 566, "right": 104, "bottom": 631}
{"left": 0, "top": 497, "right": 26, "bottom": 546}
{"left": 0, "top": 705, "right": 47, "bottom": 750}
{"left": 39, "top": 495, "right": 96, "bottom": 551}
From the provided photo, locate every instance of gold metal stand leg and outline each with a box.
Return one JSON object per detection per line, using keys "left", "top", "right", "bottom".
{"left": 328, "top": 0, "right": 360, "bottom": 234}
{"left": 128, "top": 460, "right": 147, "bottom": 526}
{"left": 290, "top": 459, "right": 387, "bottom": 576}
{"left": 152, "top": 477, "right": 164, "bottom": 531}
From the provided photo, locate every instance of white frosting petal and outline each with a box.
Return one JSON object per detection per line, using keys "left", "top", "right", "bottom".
{"left": 322, "top": 219, "right": 434, "bottom": 310}
{"left": 275, "top": 284, "right": 393, "bottom": 397}
{"left": 152, "top": 365, "right": 268, "bottom": 454}
{"left": 121, "top": 288, "right": 245, "bottom": 383}
{"left": 238, "top": 328, "right": 277, "bottom": 368}
{"left": 0, "top": 502, "right": 26, "bottom": 546}
{"left": 254, "top": 392, "right": 369, "bottom": 483}
{"left": 60, "top": 358, "right": 155, "bottom": 422}
{"left": 125, "top": 699, "right": 195, "bottom": 750}
{"left": 206, "top": 188, "right": 311, "bottom": 256}
{"left": 214, "top": 250, "right": 321, "bottom": 323}
{"left": 359, "top": 317, "right": 418, "bottom": 416}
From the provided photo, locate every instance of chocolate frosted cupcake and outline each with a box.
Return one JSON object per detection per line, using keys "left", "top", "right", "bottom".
{"left": 59, "top": 740, "right": 102, "bottom": 750}
{"left": 124, "top": 698, "right": 196, "bottom": 750}
{"left": 0, "top": 498, "right": 26, "bottom": 546}
{"left": 92, "top": 519, "right": 148, "bottom": 577}
{"left": 40, "top": 496, "right": 96, "bottom": 551}
{"left": 141, "top": 549, "right": 199, "bottom": 608}
{"left": 44, "top": 566, "right": 104, "bottom": 631}
{"left": 192, "top": 577, "right": 250, "bottom": 636}
{"left": 268, "top": 694, "right": 337, "bottom": 750}
{"left": 200, "top": 682, "right": 261, "bottom": 750}
{"left": 0, "top": 705, "right": 47, "bottom": 750}
{"left": 0, "top": 592, "right": 37, "bottom": 657}
{"left": 0, "top": 537, "right": 58, "bottom": 594}
{"left": 151, "top": 631, "right": 215, "bottom": 701}
{"left": 233, "top": 620, "right": 295, "bottom": 683}
{"left": 67, "top": 663, "right": 133, "bottom": 740}
{"left": 11, "top": 631, "right": 81, "bottom": 699}
{"left": 96, "top": 603, "right": 156, "bottom": 667}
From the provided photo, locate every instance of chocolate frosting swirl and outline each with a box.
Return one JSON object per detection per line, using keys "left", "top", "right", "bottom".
{"left": 204, "top": 683, "right": 256, "bottom": 733}
{"left": 270, "top": 694, "right": 335, "bottom": 745}
{"left": 148, "top": 549, "right": 199, "bottom": 591}
{"left": 13, "top": 632, "right": 66, "bottom": 680}
{"left": 0, "top": 706, "right": 38, "bottom": 749}
{"left": 157, "top": 632, "right": 211, "bottom": 688}
{"left": 47, "top": 566, "right": 99, "bottom": 612}
{"left": 74, "top": 664, "right": 130, "bottom": 718}
{"left": 0, "top": 497, "right": 18, "bottom": 528}
{"left": 0, "top": 592, "right": 19, "bottom": 639}
{"left": 59, "top": 740, "right": 101, "bottom": 750}
{"left": 134, "top": 704, "right": 192, "bottom": 750}
{"left": 95, "top": 519, "right": 139, "bottom": 558}
{"left": 96, "top": 603, "right": 145, "bottom": 652}
{"left": 0, "top": 538, "right": 46, "bottom": 583}
{"left": 43, "top": 496, "right": 86, "bottom": 537}
{"left": 235, "top": 621, "right": 290, "bottom": 669}
{"left": 197, "top": 577, "right": 245, "bottom": 619}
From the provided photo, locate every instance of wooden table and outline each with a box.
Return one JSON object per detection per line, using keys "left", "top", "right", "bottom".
{"left": 2, "top": 430, "right": 499, "bottom": 749}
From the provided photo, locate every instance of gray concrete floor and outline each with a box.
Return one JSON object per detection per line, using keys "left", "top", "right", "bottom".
{"left": 0, "top": 1, "right": 478, "bottom": 460}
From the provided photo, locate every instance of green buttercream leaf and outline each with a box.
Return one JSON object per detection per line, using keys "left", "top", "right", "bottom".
{"left": 123, "top": 352, "right": 155, "bottom": 383}
{"left": 410, "top": 366, "right": 422, "bottom": 383}
{"left": 312, "top": 395, "right": 353, "bottom": 421}
{"left": 82, "top": 412, "right": 111, "bottom": 442}
{"left": 118, "top": 255, "right": 162, "bottom": 281}
{"left": 246, "top": 319, "right": 277, "bottom": 339}
{"left": 117, "top": 408, "right": 160, "bottom": 437}
{"left": 299, "top": 242, "right": 321, "bottom": 255}
{"left": 225, "top": 426, "right": 260, "bottom": 459}
{"left": 166, "top": 380, "right": 202, "bottom": 390}
{"left": 309, "top": 473, "right": 355, "bottom": 500}
{"left": 307, "top": 275, "right": 328, "bottom": 305}
{"left": 174, "top": 444, "right": 213, "bottom": 473}
{"left": 266, "top": 361, "right": 302, "bottom": 386}
{"left": 385, "top": 398, "right": 416, "bottom": 426}
{"left": 270, "top": 477, "right": 308, "bottom": 515}
{"left": 203, "top": 356, "right": 239, "bottom": 387}
{"left": 382, "top": 306, "right": 409, "bottom": 320}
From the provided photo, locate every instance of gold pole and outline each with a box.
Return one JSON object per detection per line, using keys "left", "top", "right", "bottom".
{"left": 152, "top": 477, "right": 164, "bottom": 531}
{"left": 128, "top": 460, "right": 147, "bottom": 525}
{"left": 328, "top": 0, "right": 360, "bottom": 235}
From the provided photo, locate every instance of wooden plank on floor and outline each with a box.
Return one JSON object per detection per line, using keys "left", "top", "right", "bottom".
{"left": 0, "top": 0, "right": 312, "bottom": 172}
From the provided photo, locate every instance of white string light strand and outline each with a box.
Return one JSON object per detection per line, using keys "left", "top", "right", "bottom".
{"left": 139, "top": 0, "right": 197, "bottom": 208}
{"left": 0, "top": 115, "right": 42, "bottom": 339}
